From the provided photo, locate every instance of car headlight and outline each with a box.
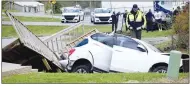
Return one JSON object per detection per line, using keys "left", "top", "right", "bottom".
{"left": 62, "top": 15, "right": 65, "bottom": 17}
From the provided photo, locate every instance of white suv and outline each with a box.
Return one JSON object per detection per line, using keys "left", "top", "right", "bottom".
{"left": 59, "top": 33, "right": 185, "bottom": 73}
{"left": 61, "top": 7, "right": 84, "bottom": 23}
{"left": 91, "top": 8, "right": 112, "bottom": 24}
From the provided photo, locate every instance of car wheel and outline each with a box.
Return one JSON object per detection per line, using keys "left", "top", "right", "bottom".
{"left": 152, "top": 66, "right": 167, "bottom": 73}
{"left": 61, "top": 21, "right": 64, "bottom": 23}
{"left": 72, "top": 65, "right": 91, "bottom": 73}
{"left": 78, "top": 17, "right": 80, "bottom": 22}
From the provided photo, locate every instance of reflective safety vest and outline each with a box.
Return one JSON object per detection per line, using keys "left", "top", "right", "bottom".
{"left": 126, "top": 10, "right": 147, "bottom": 29}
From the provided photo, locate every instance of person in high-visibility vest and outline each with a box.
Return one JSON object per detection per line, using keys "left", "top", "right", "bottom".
{"left": 126, "top": 4, "right": 147, "bottom": 40}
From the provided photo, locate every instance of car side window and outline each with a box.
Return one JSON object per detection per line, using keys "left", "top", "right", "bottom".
{"left": 101, "top": 37, "right": 115, "bottom": 47}
{"left": 116, "top": 36, "right": 140, "bottom": 51}
{"left": 75, "top": 39, "right": 88, "bottom": 47}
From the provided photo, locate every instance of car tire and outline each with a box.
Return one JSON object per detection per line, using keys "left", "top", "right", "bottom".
{"left": 72, "top": 65, "right": 91, "bottom": 73}
{"left": 78, "top": 17, "right": 80, "bottom": 22}
{"left": 61, "top": 21, "right": 64, "bottom": 23}
{"left": 152, "top": 66, "right": 167, "bottom": 73}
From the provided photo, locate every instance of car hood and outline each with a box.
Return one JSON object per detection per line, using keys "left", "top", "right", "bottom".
{"left": 94, "top": 13, "right": 112, "bottom": 17}
{"left": 62, "top": 13, "right": 79, "bottom": 16}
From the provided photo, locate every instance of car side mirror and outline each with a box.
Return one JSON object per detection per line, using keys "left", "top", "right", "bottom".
{"left": 137, "top": 44, "right": 146, "bottom": 52}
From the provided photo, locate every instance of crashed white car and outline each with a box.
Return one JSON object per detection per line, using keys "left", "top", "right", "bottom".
{"left": 61, "top": 7, "right": 84, "bottom": 23}
{"left": 60, "top": 33, "right": 184, "bottom": 73}
{"left": 91, "top": 8, "right": 112, "bottom": 24}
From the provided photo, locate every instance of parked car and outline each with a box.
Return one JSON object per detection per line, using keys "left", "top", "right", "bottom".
{"left": 59, "top": 33, "right": 184, "bottom": 73}
{"left": 61, "top": 7, "right": 84, "bottom": 23}
{"left": 91, "top": 8, "right": 112, "bottom": 24}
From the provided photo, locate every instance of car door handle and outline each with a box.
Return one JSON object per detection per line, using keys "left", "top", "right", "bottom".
{"left": 115, "top": 50, "right": 123, "bottom": 52}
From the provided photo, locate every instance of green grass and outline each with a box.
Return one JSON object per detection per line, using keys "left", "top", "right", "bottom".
{"left": 1, "top": 12, "right": 61, "bottom": 22}
{"left": 2, "top": 16, "right": 61, "bottom": 22}
{"left": 81, "top": 25, "right": 172, "bottom": 38}
{"left": 142, "top": 29, "right": 173, "bottom": 38}
{"left": 2, "top": 25, "right": 68, "bottom": 38}
{"left": 1, "top": 24, "right": 173, "bottom": 38}
{"left": 2, "top": 73, "right": 188, "bottom": 83}
{"left": 79, "top": 25, "right": 112, "bottom": 33}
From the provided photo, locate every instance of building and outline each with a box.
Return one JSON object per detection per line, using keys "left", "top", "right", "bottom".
{"left": 4, "top": 1, "right": 45, "bottom": 13}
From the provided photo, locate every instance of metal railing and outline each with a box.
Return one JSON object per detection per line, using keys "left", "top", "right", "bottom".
{"left": 6, "top": 11, "right": 63, "bottom": 70}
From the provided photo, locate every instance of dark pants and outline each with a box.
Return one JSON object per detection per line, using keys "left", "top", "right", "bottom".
{"left": 130, "top": 29, "right": 142, "bottom": 40}
{"left": 112, "top": 22, "right": 117, "bottom": 33}
{"left": 147, "top": 21, "right": 153, "bottom": 32}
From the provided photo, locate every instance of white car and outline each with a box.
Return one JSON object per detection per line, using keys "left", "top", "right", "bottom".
{"left": 61, "top": 7, "right": 84, "bottom": 23}
{"left": 60, "top": 33, "right": 184, "bottom": 73}
{"left": 91, "top": 8, "right": 112, "bottom": 24}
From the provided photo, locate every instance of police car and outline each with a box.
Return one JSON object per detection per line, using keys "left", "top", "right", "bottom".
{"left": 61, "top": 7, "right": 84, "bottom": 23}
{"left": 91, "top": 8, "right": 112, "bottom": 24}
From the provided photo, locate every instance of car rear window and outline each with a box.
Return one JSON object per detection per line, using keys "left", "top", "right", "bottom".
{"left": 75, "top": 39, "right": 88, "bottom": 47}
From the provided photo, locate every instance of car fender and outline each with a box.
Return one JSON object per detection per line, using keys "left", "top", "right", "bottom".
{"left": 69, "top": 49, "right": 94, "bottom": 67}
{"left": 147, "top": 54, "right": 183, "bottom": 72}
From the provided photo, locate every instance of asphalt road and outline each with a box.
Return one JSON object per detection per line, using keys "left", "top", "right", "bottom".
{"left": 2, "top": 12, "right": 112, "bottom": 26}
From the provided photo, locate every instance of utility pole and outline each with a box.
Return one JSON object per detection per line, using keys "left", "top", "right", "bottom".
{"left": 110, "top": 0, "right": 112, "bottom": 11}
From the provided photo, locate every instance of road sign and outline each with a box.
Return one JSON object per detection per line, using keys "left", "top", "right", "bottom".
{"left": 49, "top": 0, "right": 56, "bottom": 4}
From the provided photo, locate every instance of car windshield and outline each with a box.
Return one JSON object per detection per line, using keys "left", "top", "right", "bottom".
{"left": 143, "top": 42, "right": 162, "bottom": 53}
{"left": 63, "top": 8, "right": 80, "bottom": 13}
{"left": 94, "top": 9, "right": 110, "bottom": 13}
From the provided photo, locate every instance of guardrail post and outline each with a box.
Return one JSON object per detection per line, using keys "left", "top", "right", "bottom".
{"left": 167, "top": 50, "right": 182, "bottom": 80}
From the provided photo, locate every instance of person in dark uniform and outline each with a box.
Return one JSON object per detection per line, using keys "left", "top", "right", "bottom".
{"left": 111, "top": 11, "right": 117, "bottom": 33}
{"left": 145, "top": 9, "right": 155, "bottom": 32}
{"left": 126, "top": 4, "right": 147, "bottom": 40}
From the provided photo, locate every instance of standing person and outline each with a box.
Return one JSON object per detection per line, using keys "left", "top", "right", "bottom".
{"left": 111, "top": 11, "right": 117, "bottom": 33}
{"left": 145, "top": 9, "right": 155, "bottom": 32}
{"left": 123, "top": 10, "right": 128, "bottom": 31}
{"left": 126, "top": 4, "right": 147, "bottom": 40}
{"left": 154, "top": 10, "right": 163, "bottom": 31}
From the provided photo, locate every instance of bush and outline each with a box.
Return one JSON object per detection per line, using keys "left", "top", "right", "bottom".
{"left": 172, "top": 3, "right": 189, "bottom": 51}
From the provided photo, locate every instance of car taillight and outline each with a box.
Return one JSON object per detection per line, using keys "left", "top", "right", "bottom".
{"left": 69, "top": 49, "right": 75, "bottom": 56}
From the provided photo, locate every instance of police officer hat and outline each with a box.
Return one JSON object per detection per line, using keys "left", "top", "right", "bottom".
{"left": 133, "top": 4, "right": 138, "bottom": 8}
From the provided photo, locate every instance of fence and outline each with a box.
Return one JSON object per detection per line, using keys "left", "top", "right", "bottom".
{"left": 6, "top": 11, "right": 63, "bottom": 70}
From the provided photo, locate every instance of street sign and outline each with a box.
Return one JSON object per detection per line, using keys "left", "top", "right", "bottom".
{"left": 52, "top": 0, "right": 56, "bottom": 4}
{"left": 49, "top": 0, "right": 56, "bottom": 4}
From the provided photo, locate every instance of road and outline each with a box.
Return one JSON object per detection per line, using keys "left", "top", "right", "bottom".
{"left": 2, "top": 12, "right": 112, "bottom": 26}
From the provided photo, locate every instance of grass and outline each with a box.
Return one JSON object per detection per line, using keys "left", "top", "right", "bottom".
{"left": 2, "top": 73, "right": 188, "bottom": 83}
{"left": 2, "top": 25, "right": 173, "bottom": 38}
{"left": 81, "top": 25, "right": 173, "bottom": 38}
{"left": 2, "top": 16, "right": 61, "bottom": 22}
{"left": 2, "top": 25, "right": 68, "bottom": 38}
{"left": 141, "top": 29, "right": 173, "bottom": 38}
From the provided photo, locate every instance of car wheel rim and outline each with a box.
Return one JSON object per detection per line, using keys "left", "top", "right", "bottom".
{"left": 76, "top": 68, "right": 87, "bottom": 73}
{"left": 156, "top": 69, "right": 167, "bottom": 73}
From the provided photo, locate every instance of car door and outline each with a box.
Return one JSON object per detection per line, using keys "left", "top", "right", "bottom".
{"left": 110, "top": 36, "right": 148, "bottom": 72}
{"left": 88, "top": 33, "right": 113, "bottom": 72}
